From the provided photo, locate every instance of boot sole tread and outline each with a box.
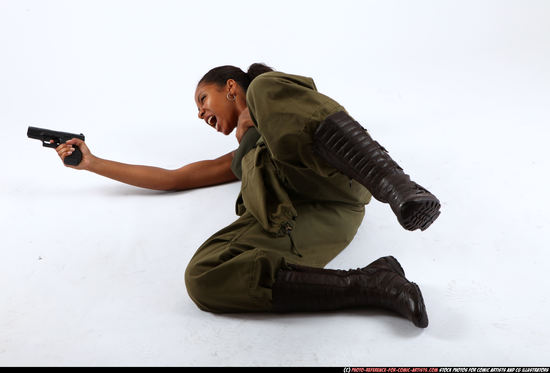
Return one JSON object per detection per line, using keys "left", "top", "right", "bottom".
{"left": 399, "top": 197, "right": 441, "bottom": 231}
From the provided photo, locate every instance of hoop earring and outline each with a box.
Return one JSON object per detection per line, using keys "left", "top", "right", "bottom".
{"left": 226, "top": 92, "right": 236, "bottom": 102}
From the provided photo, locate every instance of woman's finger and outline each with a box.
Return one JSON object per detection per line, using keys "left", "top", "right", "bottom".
{"left": 56, "top": 144, "right": 75, "bottom": 157}
{"left": 56, "top": 143, "right": 68, "bottom": 154}
{"left": 65, "top": 138, "right": 83, "bottom": 146}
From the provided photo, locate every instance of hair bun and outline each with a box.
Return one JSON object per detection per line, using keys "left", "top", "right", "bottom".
{"left": 247, "top": 63, "right": 274, "bottom": 81}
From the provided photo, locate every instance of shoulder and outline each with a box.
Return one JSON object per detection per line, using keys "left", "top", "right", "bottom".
{"left": 247, "top": 71, "right": 317, "bottom": 99}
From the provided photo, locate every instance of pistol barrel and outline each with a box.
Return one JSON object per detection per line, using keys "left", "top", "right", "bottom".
{"left": 27, "top": 126, "right": 45, "bottom": 140}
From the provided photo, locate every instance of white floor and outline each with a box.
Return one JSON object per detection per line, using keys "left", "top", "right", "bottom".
{"left": 1, "top": 0, "right": 550, "bottom": 367}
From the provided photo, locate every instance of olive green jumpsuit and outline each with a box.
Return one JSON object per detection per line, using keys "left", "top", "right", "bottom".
{"left": 184, "top": 71, "right": 372, "bottom": 312}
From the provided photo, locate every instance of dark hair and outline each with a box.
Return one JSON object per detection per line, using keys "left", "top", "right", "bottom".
{"left": 198, "top": 63, "right": 274, "bottom": 92}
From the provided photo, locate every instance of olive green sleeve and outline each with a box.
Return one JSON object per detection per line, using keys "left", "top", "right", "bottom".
{"left": 230, "top": 127, "right": 261, "bottom": 180}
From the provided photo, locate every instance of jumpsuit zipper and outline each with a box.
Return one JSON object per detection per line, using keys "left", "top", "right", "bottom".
{"left": 284, "top": 222, "right": 302, "bottom": 258}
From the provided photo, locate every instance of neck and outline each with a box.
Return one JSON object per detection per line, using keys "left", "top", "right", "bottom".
{"left": 235, "top": 97, "right": 248, "bottom": 117}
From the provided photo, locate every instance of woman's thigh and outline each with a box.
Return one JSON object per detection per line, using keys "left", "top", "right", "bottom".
{"left": 184, "top": 202, "right": 365, "bottom": 313}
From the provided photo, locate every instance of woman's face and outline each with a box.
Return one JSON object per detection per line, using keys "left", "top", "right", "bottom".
{"left": 194, "top": 80, "right": 242, "bottom": 136}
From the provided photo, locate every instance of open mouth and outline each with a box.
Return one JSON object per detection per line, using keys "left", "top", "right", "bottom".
{"left": 207, "top": 115, "right": 219, "bottom": 131}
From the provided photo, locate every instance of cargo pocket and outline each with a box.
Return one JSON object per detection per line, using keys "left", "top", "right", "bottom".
{"left": 240, "top": 143, "right": 298, "bottom": 238}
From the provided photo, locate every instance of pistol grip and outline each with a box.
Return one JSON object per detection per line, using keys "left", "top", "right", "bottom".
{"left": 64, "top": 145, "right": 83, "bottom": 166}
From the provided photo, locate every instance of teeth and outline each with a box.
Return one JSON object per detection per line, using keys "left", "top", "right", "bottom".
{"left": 208, "top": 116, "right": 214, "bottom": 126}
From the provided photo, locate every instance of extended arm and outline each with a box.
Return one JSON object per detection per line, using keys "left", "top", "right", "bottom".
{"left": 57, "top": 138, "right": 238, "bottom": 191}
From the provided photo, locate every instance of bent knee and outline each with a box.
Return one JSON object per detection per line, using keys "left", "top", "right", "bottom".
{"left": 184, "top": 262, "right": 218, "bottom": 312}
{"left": 184, "top": 256, "right": 273, "bottom": 313}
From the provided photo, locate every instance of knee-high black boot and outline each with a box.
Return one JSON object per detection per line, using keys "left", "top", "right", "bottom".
{"left": 271, "top": 256, "right": 429, "bottom": 328}
{"left": 313, "top": 111, "right": 441, "bottom": 231}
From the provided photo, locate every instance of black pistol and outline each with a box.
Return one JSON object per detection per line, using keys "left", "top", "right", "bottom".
{"left": 27, "top": 126, "right": 85, "bottom": 166}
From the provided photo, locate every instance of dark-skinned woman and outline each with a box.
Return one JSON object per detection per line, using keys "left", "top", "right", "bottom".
{"left": 56, "top": 63, "right": 440, "bottom": 328}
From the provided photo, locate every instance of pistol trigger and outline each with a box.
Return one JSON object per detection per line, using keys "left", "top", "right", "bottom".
{"left": 42, "top": 139, "right": 59, "bottom": 148}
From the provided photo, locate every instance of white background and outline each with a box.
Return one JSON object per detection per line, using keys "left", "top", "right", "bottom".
{"left": 1, "top": 0, "right": 550, "bottom": 367}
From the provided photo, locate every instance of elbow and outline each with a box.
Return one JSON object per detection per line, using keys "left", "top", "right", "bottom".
{"left": 161, "top": 168, "right": 197, "bottom": 192}
{"left": 161, "top": 181, "right": 185, "bottom": 192}
{"left": 156, "top": 170, "right": 183, "bottom": 192}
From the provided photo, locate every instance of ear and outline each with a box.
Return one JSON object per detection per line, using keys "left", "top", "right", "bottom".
{"left": 225, "top": 79, "right": 237, "bottom": 94}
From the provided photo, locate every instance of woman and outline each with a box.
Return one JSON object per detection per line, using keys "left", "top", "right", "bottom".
{"left": 56, "top": 63, "right": 440, "bottom": 328}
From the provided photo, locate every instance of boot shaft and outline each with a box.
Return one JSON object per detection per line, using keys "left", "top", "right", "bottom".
{"left": 313, "top": 111, "right": 441, "bottom": 231}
